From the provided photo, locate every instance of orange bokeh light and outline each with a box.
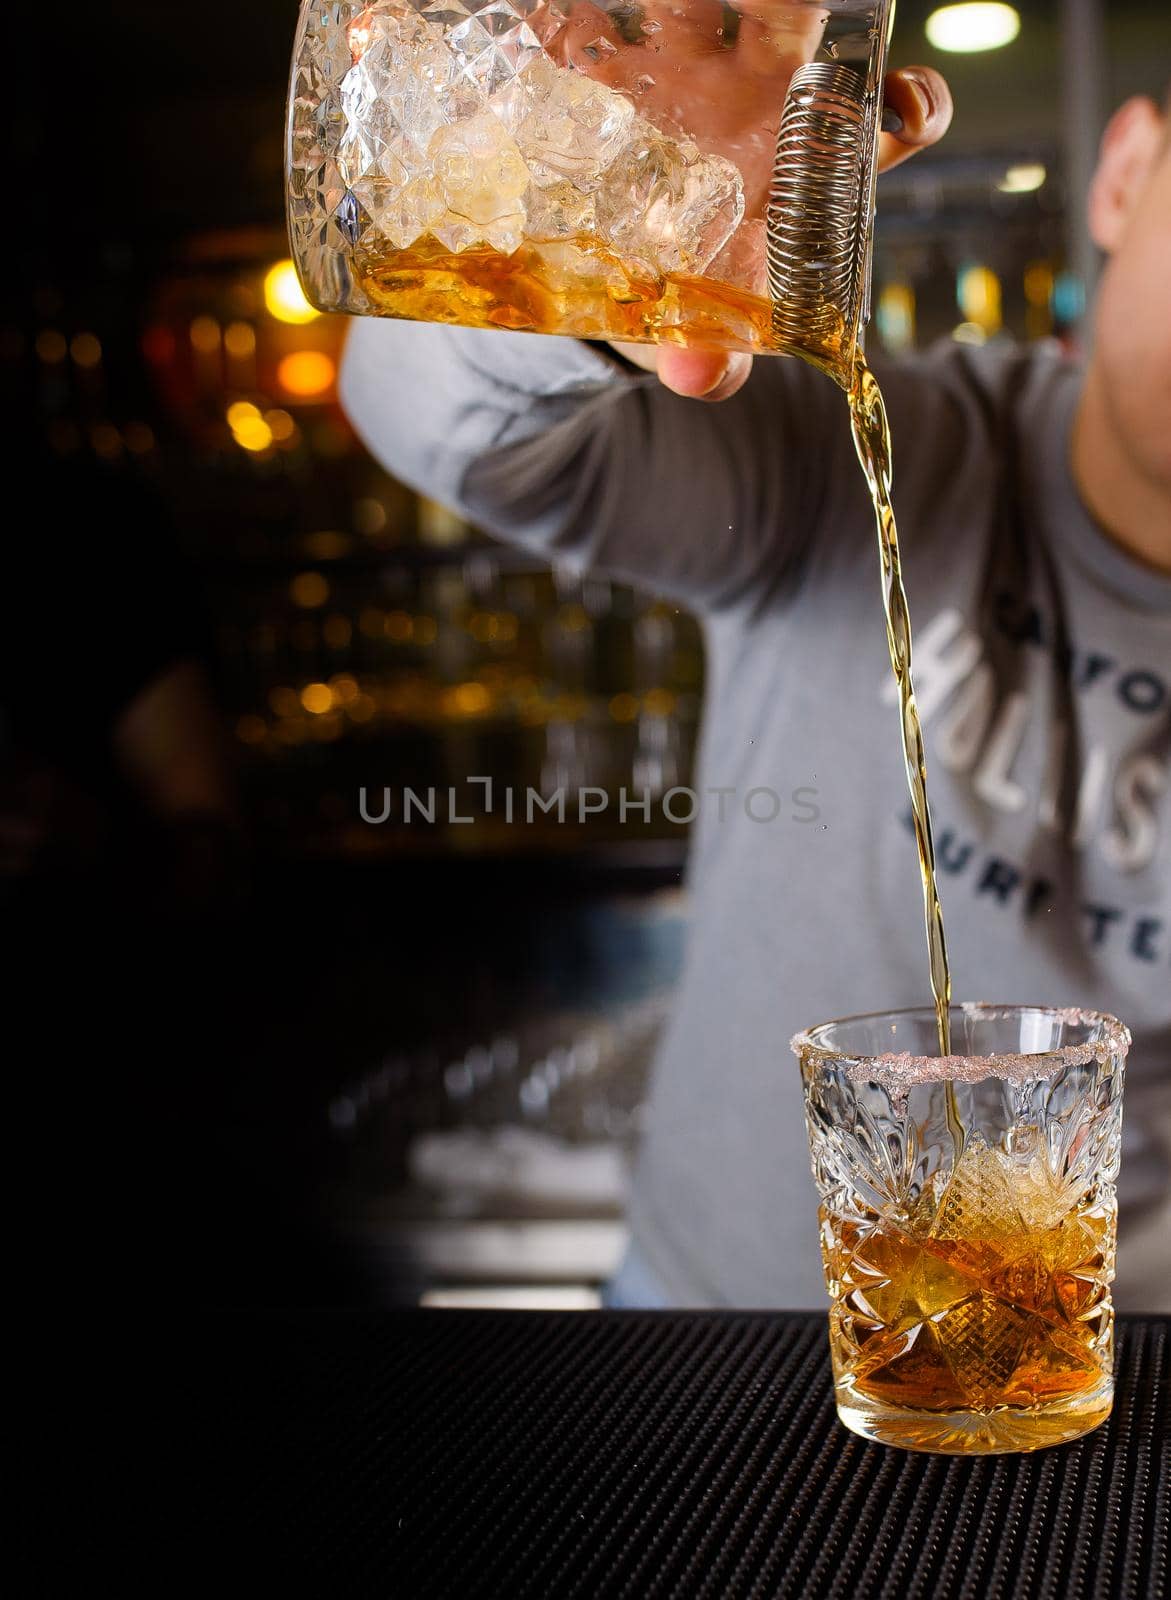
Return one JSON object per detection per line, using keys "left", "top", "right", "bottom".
{"left": 277, "top": 350, "right": 336, "bottom": 398}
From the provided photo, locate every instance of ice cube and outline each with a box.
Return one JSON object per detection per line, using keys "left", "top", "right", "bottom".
{"left": 341, "top": 3, "right": 545, "bottom": 254}
{"left": 1013, "top": 1153, "right": 1071, "bottom": 1232}
{"left": 706, "top": 217, "right": 769, "bottom": 297}
{"left": 930, "top": 1135, "right": 1024, "bottom": 1245}
{"left": 526, "top": 179, "right": 596, "bottom": 238}
{"left": 429, "top": 111, "right": 530, "bottom": 253}
{"left": 937, "top": 1291, "right": 1031, "bottom": 1407}
{"left": 332, "top": 0, "right": 744, "bottom": 268}
{"left": 594, "top": 123, "right": 745, "bottom": 274}
{"left": 353, "top": 173, "right": 447, "bottom": 249}
{"left": 501, "top": 55, "right": 636, "bottom": 191}
{"left": 431, "top": 0, "right": 547, "bottom": 97}
{"left": 338, "top": 1, "right": 488, "bottom": 190}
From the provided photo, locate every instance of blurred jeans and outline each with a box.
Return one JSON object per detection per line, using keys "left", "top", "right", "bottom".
{"left": 600, "top": 1244, "right": 670, "bottom": 1309}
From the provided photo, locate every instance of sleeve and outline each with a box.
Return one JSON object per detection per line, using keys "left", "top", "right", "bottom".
{"left": 339, "top": 317, "right": 843, "bottom": 615}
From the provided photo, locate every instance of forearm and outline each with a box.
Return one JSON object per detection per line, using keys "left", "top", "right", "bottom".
{"left": 340, "top": 318, "right": 818, "bottom": 611}
{"left": 339, "top": 318, "right": 639, "bottom": 525}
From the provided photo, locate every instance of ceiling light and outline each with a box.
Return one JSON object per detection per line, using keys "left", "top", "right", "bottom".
{"left": 997, "top": 163, "right": 1046, "bottom": 193}
{"left": 926, "top": 4, "right": 1020, "bottom": 54}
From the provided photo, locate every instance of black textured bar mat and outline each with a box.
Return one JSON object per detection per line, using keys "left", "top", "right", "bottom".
{"left": 192, "top": 1310, "right": 1168, "bottom": 1598}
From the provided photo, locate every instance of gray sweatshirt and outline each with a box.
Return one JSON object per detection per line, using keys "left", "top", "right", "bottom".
{"left": 340, "top": 320, "right": 1171, "bottom": 1311}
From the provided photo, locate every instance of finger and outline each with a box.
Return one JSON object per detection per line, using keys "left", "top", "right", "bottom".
{"left": 609, "top": 340, "right": 661, "bottom": 375}
{"left": 657, "top": 347, "right": 752, "bottom": 401}
{"left": 877, "top": 66, "right": 953, "bottom": 173}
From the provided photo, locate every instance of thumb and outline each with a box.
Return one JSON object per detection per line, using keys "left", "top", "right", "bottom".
{"left": 657, "top": 347, "right": 753, "bottom": 401}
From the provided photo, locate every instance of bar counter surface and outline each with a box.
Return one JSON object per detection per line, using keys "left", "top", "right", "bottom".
{"left": 196, "top": 1309, "right": 1167, "bottom": 1597}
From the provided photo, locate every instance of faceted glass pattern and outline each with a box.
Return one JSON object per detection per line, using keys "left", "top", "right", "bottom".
{"left": 793, "top": 1006, "right": 1129, "bottom": 1455}
{"left": 285, "top": 1, "right": 889, "bottom": 358}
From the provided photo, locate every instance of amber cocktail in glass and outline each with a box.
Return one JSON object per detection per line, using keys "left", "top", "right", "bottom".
{"left": 792, "top": 1004, "right": 1129, "bottom": 1454}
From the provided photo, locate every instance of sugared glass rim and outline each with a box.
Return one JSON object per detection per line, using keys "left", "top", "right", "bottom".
{"left": 790, "top": 1001, "right": 1131, "bottom": 1086}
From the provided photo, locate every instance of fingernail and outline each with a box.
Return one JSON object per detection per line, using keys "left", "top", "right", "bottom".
{"left": 694, "top": 359, "right": 732, "bottom": 397}
{"left": 881, "top": 105, "right": 905, "bottom": 134}
{"left": 702, "top": 354, "right": 750, "bottom": 402}
{"left": 903, "top": 71, "right": 933, "bottom": 121}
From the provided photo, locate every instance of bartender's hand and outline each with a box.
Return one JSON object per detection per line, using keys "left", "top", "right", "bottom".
{"left": 610, "top": 65, "right": 953, "bottom": 401}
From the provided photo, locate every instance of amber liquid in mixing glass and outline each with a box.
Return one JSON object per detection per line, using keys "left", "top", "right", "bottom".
{"left": 356, "top": 234, "right": 849, "bottom": 375}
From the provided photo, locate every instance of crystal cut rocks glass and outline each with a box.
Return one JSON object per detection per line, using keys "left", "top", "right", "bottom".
{"left": 792, "top": 1004, "right": 1130, "bottom": 1455}
{"left": 286, "top": 0, "right": 894, "bottom": 375}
